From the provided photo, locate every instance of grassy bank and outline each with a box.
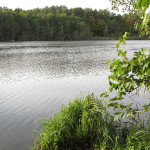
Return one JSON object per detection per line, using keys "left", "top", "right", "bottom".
{"left": 32, "top": 94, "right": 150, "bottom": 150}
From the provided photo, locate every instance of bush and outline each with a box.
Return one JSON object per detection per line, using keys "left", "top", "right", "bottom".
{"left": 33, "top": 94, "right": 118, "bottom": 150}
{"left": 33, "top": 94, "right": 150, "bottom": 150}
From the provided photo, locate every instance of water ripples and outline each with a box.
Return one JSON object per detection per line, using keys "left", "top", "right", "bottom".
{"left": 0, "top": 40, "right": 150, "bottom": 150}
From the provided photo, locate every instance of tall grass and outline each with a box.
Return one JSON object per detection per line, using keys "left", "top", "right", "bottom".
{"left": 32, "top": 94, "right": 150, "bottom": 150}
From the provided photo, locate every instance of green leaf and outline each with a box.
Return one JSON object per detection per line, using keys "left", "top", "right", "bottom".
{"left": 116, "top": 42, "right": 120, "bottom": 50}
{"left": 122, "top": 113, "right": 126, "bottom": 120}
{"left": 106, "top": 60, "right": 111, "bottom": 63}
{"left": 114, "top": 114, "right": 120, "bottom": 121}
{"left": 121, "top": 113, "right": 126, "bottom": 120}
{"left": 128, "top": 103, "right": 134, "bottom": 107}
{"left": 110, "top": 97, "right": 118, "bottom": 102}
{"left": 108, "top": 102, "right": 119, "bottom": 107}
{"left": 119, "top": 38, "right": 122, "bottom": 43}
{"left": 131, "top": 82, "right": 136, "bottom": 88}
{"left": 100, "top": 92, "right": 109, "bottom": 98}
{"left": 123, "top": 32, "right": 128, "bottom": 39}
{"left": 127, "top": 112, "right": 133, "bottom": 117}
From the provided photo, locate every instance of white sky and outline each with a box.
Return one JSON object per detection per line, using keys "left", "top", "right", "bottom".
{"left": 0, "top": 0, "right": 113, "bottom": 11}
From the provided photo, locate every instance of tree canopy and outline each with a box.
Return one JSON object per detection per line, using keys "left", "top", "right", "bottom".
{"left": 0, "top": 6, "right": 144, "bottom": 41}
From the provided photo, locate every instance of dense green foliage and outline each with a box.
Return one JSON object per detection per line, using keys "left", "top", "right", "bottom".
{"left": 0, "top": 6, "right": 143, "bottom": 41}
{"left": 104, "top": 0, "right": 150, "bottom": 120}
{"left": 110, "top": 0, "right": 150, "bottom": 14}
{"left": 101, "top": 33, "right": 150, "bottom": 125}
{"left": 33, "top": 95, "right": 150, "bottom": 150}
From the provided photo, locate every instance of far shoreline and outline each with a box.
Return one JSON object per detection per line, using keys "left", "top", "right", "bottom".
{"left": 0, "top": 36, "right": 150, "bottom": 42}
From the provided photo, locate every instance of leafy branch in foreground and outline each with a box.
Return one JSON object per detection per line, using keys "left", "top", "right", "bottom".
{"left": 110, "top": 0, "right": 150, "bottom": 15}
{"left": 110, "top": 0, "right": 150, "bottom": 38}
{"left": 102, "top": 32, "right": 150, "bottom": 123}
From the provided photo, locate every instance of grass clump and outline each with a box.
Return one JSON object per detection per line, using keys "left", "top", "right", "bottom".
{"left": 33, "top": 94, "right": 117, "bottom": 150}
{"left": 33, "top": 94, "right": 150, "bottom": 150}
{"left": 113, "top": 124, "right": 150, "bottom": 150}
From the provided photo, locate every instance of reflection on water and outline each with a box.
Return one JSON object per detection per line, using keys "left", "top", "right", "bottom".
{"left": 0, "top": 40, "right": 150, "bottom": 150}
{"left": 0, "top": 41, "right": 114, "bottom": 83}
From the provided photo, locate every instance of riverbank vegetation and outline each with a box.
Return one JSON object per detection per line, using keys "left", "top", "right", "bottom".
{"left": 0, "top": 6, "right": 145, "bottom": 41}
{"left": 32, "top": 94, "right": 150, "bottom": 150}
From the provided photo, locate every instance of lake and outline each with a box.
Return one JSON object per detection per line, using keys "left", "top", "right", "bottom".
{"left": 0, "top": 40, "right": 150, "bottom": 150}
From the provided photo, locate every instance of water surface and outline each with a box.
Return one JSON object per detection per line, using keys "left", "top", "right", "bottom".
{"left": 0, "top": 40, "right": 150, "bottom": 150}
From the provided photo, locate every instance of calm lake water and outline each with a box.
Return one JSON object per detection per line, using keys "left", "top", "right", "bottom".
{"left": 0, "top": 40, "right": 150, "bottom": 150}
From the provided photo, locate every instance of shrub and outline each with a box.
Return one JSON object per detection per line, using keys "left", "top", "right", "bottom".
{"left": 33, "top": 94, "right": 117, "bottom": 150}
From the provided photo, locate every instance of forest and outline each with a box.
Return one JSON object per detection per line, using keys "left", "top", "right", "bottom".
{"left": 0, "top": 6, "right": 144, "bottom": 41}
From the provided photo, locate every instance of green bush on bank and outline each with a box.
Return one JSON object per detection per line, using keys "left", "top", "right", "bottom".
{"left": 32, "top": 94, "right": 150, "bottom": 150}
{"left": 33, "top": 95, "right": 118, "bottom": 150}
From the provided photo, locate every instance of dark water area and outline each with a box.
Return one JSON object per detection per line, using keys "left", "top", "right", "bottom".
{"left": 0, "top": 40, "right": 150, "bottom": 150}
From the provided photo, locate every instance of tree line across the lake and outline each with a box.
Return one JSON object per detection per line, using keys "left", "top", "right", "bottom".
{"left": 0, "top": 6, "right": 145, "bottom": 41}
